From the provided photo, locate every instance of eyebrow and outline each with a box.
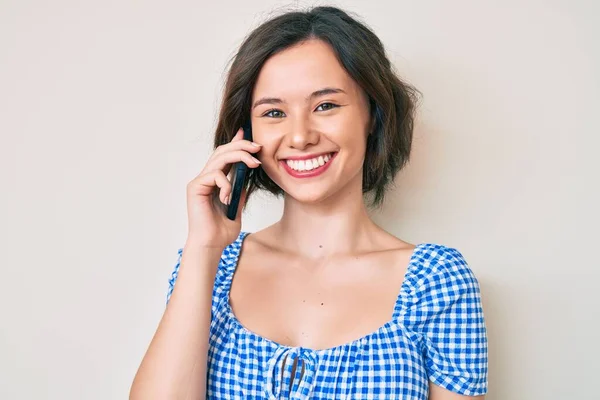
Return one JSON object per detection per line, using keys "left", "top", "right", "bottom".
{"left": 252, "top": 87, "right": 347, "bottom": 109}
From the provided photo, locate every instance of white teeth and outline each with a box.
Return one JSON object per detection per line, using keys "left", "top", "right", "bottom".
{"left": 286, "top": 153, "right": 334, "bottom": 172}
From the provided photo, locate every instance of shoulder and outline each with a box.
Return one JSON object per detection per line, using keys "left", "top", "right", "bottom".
{"left": 406, "top": 243, "right": 480, "bottom": 300}
{"left": 167, "top": 232, "right": 250, "bottom": 301}
{"left": 220, "top": 231, "right": 250, "bottom": 264}
{"left": 404, "top": 244, "right": 488, "bottom": 395}
{"left": 411, "top": 243, "right": 475, "bottom": 278}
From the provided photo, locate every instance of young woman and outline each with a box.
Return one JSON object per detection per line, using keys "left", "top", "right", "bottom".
{"left": 131, "top": 6, "right": 488, "bottom": 400}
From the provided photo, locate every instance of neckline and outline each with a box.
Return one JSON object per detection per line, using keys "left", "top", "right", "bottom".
{"left": 223, "top": 231, "right": 425, "bottom": 355}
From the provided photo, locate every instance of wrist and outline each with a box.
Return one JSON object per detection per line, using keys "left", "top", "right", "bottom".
{"left": 183, "top": 238, "right": 225, "bottom": 254}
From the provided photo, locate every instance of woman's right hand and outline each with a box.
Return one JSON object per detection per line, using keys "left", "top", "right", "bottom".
{"left": 185, "top": 127, "right": 262, "bottom": 250}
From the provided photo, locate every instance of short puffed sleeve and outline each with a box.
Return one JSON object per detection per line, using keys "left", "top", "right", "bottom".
{"left": 403, "top": 244, "right": 488, "bottom": 396}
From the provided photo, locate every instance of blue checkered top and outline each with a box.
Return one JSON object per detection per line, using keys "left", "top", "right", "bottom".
{"left": 167, "top": 231, "right": 488, "bottom": 399}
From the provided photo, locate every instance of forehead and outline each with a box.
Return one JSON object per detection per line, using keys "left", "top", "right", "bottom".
{"left": 252, "top": 39, "right": 360, "bottom": 99}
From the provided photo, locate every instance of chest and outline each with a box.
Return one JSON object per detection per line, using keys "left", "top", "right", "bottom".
{"left": 228, "top": 249, "right": 412, "bottom": 350}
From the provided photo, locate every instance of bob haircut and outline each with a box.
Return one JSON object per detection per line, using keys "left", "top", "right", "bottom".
{"left": 213, "top": 6, "right": 420, "bottom": 208}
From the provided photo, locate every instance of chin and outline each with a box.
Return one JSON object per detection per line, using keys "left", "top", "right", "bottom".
{"left": 282, "top": 185, "right": 336, "bottom": 205}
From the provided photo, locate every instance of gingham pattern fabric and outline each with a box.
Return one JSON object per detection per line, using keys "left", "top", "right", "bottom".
{"left": 166, "top": 231, "right": 488, "bottom": 399}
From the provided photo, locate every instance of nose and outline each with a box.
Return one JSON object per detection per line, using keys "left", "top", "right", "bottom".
{"left": 286, "top": 115, "right": 319, "bottom": 150}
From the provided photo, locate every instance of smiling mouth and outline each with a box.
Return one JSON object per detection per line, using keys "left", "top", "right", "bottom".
{"left": 283, "top": 152, "right": 336, "bottom": 172}
{"left": 280, "top": 152, "right": 338, "bottom": 178}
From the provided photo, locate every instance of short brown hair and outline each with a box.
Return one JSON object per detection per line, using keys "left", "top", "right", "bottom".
{"left": 213, "top": 6, "right": 420, "bottom": 208}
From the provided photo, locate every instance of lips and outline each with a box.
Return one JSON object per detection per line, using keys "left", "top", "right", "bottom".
{"left": 280, "top": 152, "right": 338, "bottom": 178}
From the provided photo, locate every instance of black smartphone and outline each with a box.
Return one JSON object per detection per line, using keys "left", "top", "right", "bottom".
{"left": 226, "top": 121, "right": 253, "bottom": 220}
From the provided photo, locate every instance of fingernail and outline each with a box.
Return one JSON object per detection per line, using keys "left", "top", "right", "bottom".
{"left": 252, "top": 157, "right": 261, "bottom": 164}
{"left": 251, "top": 142, "right": 262, "bottom": 147}
{"left": 224, "top": 195, "right": 229, "bottom": 205}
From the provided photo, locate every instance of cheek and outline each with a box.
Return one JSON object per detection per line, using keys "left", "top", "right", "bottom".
{"left": 251, "top": 121, "right": 281, "bottom": 145}
{"left": 251, "top": 127, "right": 276, "bottom": 153}
{"left": 320, "top": 117, "right": 368, "bottom": 154}
{"left": 318, "top": 107, "right": 369, "bottom": 139}
{"left": 339, "top": 133, "right": 368, "bottom": 173}
{"left": 250, "top": 132, "right": 281, "bottom": 172}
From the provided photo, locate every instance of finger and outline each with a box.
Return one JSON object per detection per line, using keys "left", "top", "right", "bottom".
{"left": 231, "top": 127, "right": 244, "bottom": 142}
{"left": 188, "top": 169, "right": 231, "bottom": 200}
{"left": 211, "top": 139, "right": 262, "bottom": 160}
{"left": 206, "top": 150, "right": 261, "bottom": 173}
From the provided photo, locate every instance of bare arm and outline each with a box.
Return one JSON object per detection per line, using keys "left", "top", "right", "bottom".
{"left": 129, "top": 127, "right": 260, "bottom": 399}
{"left": 429, "top": 383, "right": 485, "bottom": 400}
{"left": 129, "top": 243, "right": 223, "bottom": 399}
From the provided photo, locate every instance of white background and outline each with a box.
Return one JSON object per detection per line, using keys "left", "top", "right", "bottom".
{"left": 1, "top": 1, "right": 598, "bottom": 399}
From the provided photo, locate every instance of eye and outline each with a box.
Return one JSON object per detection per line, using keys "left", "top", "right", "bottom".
{"left": 263, "top": 109, "right": 286, "bottom": 118}
{"left": 315, "top": 102, "right": 339, "bottom": 112}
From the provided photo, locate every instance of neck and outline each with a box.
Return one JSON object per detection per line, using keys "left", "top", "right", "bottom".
{"left": 275, "top": 178, "right": 380, "bottom": 259}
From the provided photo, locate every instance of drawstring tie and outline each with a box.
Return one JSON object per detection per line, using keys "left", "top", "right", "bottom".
{"left": 265, "top": 346, "right": 319, "bottom": 399}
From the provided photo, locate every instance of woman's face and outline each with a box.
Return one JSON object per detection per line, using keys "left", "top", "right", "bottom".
{"left": 251, "top": 39, "right": 372, "bottom": 204}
